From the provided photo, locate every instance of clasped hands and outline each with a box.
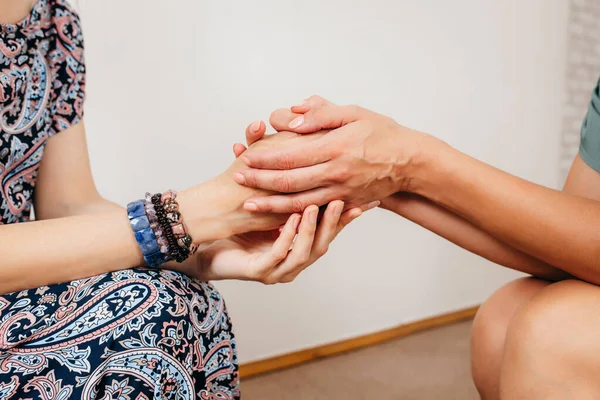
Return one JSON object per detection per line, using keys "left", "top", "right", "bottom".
{"left": 185, "top": 96, "right": 440, "bottom": 285}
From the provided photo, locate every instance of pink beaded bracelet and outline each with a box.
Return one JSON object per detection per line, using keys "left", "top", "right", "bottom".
{"left": 161, "top": 190, "right": 198, "bottom": 256}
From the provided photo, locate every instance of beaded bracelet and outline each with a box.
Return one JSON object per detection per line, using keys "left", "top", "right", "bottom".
{"left": 127, "top": 200, "right": 169, "bottom": 268}
{"left": 144, "top": 192, "right": 170, "bottom": 257}
{"left": 161, "top": 190, "right": 198, "bottom": 256}
{"left": 152, "top": 193, "right": 188, "bottom": 263}
{"left": 128, "top": 190, "right": 197, "bottom": 267}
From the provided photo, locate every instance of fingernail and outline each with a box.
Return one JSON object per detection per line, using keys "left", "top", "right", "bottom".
{"left": 335, "top": 202, "right": 344, "bottom": 216}
{"left": 351, "top": 211, "right": 363, "bottom": 221}
{"left": 250, "top": 120, "right": 261, "bottom": 133}
{"left": 293, "top": 214, "right": 302, "bottom": 229}
{"left": 289, "top": 116, "right": 304, "bottom": 129}
{"left": 279, "top": 225, "right": 285, "bottom": 232}
{"left": 245, "top": 202, "right": 258, "bottom": 212}
{"left": 241, "top": 156, "right": 251, "bottom": 166}
{"left": 367, "top": 200, "right": 381, "bottom": 210}
{"left": 233, "top": 173, "right": 246, "bottom": 184}
{"left": 293, "top": 100, "right": 307, "bottom": 108}
{"left": 310, "top": 208, "right": 318, "bottom": 224}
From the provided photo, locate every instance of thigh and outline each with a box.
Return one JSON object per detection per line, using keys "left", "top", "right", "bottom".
{"left": 0, "top": 268, "right": 239, "bottom": 399}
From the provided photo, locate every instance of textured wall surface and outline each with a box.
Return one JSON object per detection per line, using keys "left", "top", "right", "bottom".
{"left": 560, "top": 0, "right": 600, "bottom": 181}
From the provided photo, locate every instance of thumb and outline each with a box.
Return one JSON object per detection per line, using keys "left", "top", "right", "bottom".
{"left": 287, "top": 105, "right": 369, "bottom": 134}
{"left": 290, "top": 94, "right": 335, "bottom": 114}
{"left": 233, "top": 143, "right": 247, "bottom": 158}
{"left": 245, "top": 120, "right": 267, "bottom": 146}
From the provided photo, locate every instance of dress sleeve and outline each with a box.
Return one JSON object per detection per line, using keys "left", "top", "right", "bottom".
{"left": 579, "top": 79, "right": 600, "bottom": 172}
{"left": 47, "top": 1, "right": 85, "bottom": 136}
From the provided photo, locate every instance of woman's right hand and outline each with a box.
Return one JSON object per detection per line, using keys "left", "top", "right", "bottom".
{"left": 181, "top": 200, "right": 373, "bottom": 283}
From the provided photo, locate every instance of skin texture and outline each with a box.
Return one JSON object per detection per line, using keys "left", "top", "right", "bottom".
{"left": 237, "top": 95, "right": 600, "bottom": 399}
{"left": 237, "top": 97, "right": 600, "bottom": 284}
{"left": 0, "top": 117, "right": 372, "bottom": 293}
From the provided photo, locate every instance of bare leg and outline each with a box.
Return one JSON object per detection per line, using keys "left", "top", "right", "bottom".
{"left": 471, "top": 277, "right": 552, "bottom": 399}
{"left": 500, "top": 280, "right": 600, "bottom": 399}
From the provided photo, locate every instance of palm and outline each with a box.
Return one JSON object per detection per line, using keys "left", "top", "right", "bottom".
{"left": 192, "top": 230, "right": 282, "bottom": 281}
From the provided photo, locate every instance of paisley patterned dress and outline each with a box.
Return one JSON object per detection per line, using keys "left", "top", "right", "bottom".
{"left": 0, "top": 1, "right": 240, "bottom": 398}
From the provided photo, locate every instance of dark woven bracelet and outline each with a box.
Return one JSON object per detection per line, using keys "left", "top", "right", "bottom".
{"left": 151, "top": 194, "right": 188, "bottom": 263}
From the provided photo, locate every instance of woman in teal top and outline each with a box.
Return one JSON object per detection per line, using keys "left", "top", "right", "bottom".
{"left": 230, "top": 80, "right": 600, "bottom": 399}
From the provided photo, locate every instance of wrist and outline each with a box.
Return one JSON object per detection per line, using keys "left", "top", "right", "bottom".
{"left": 177, "top": 178, "right": 239, "bottom": 243}
{"left": 178, "top": 175, "right": 287, "bottom": 243}
{"left": 407, "top": 133, "right": 461, "bottom": 200}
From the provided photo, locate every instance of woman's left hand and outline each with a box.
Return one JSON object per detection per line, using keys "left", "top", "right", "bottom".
{"left": 182, "top": 200, "right": 376, "bottom": 284}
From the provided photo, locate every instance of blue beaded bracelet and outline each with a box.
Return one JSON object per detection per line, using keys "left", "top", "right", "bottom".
{"left": 127, "top": 200, "right": 168, "bottom": 268}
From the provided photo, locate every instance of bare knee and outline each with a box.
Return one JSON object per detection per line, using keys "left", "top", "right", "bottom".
{"left": 501, "top": 279, "right": 600, "bottom": 398}
{"left": 471, "top": 277, "right": 551, "bottom": 399}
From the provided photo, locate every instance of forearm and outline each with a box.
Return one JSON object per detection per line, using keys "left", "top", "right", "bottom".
{"left": 40, "top": 196, "right": 123, "bottom": 219}
{"left": 414, "top": 141, "right": 600, "bottom": 283}
{"left": 0, "top": 209, "right": 142, "bottom": 294}
{"left": 380, "top": 193, "right": 570, "bottom": 281}
{"left": 0, "top": 178, "right": 260, "bottom": 294}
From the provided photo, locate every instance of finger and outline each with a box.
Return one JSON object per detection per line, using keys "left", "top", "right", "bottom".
{"left": 233, "top": 143, "right": 247, "bottom": 158}
{"left": 233, "top": 163, "right": 329, "bottom": 193}
{"left": 270, "top": 108, "right": 303, "bottom": 132}
{"left": 290, "top": 95, "right": 335, "bottom": 114}
{"left": 252, "top": 213, "right": 301, "bottom": 281}
{"left": 244, "top": 188, "right": 337, "bottom": 213}
{"left": 278, "top": 200, "right": 344, "bottom": 283}
{"left": 269, "top": 205, "right": 319, "bottom": 281}
{"left": 286, "top": 105, "right": 369, "bottom": 134}
{"left": 360, "top": 200, "right": 381, "bottom": 213}
{"left": 336, "top": 200, "right": 380, "bottom": 232}
{"left": 311, "top": 200, "right": 344, "bottom": 257}
{"left": 241, "top": 138, "right": 331, "bottom": 169}
{"left": 245, "top": 120, "right": 267, "bottom": 146}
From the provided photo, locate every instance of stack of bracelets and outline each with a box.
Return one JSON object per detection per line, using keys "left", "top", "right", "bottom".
{"left": 126, "top": 190, "right": 198, "bottom": 268}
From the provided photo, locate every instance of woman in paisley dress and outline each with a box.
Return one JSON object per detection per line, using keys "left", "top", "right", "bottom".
{"left": 0, "top": 1, "right": 376, "bottom": 398}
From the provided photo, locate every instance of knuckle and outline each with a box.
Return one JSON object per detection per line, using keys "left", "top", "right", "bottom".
{"left": 251, "top": 268, "right": 268, "bottom": 283}
{"left": 261, "top": 203, "right": 274, "bottom": 213}
{"left": 274, "top": 172, "right": 295, "bottom": 192}
{"left": 273, "top": 249, "right": 289, "bottom": 262}
{"left": 292, "top": 252, "right": 310, "bottom": 266}
{"left": 261, "top": 277, "right": 277, "bottom": 285}
{"left": 313, "top": 245, "right": 328, "bottom": 259}
{"left": 244, "top": 171, "right": 257, "bottom": 187}
{"left": 290, "top": 198, "right": 306, "bottom": 213}
{"left": 330, "top": 165, "right": 351, "bottom": 183}
{"left": 308, "top": 94, "right": 324, "bottom": 104}
{"left": 269, "top": 108, "right": 289, "bottom": 129}
{"left": 275, "top": 153, "right": 295, "bottom": 170}
{"left": 347, "top": 104, "right": 362, "bottom": 113}
{"left": 298, "top": 253, "right": 311, "bottom": 265}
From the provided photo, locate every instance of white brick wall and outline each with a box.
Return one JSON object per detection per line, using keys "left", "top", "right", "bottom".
{"left": 560, "top": 0, "right": 600, "bottom": 180}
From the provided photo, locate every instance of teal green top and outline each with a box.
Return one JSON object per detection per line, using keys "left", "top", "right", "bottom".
{"left": 580, "top": 79, "right": 600, "bottom": 172}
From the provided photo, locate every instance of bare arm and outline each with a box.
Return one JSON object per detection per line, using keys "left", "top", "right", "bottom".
{"left": 379, "top": 193, "right": 570, "bottom": 281}
{"left": 412, "top": 144, "right": 600, "bottom": 284}
{"left": 378, "top": 156, "right": 599, "bottom": 281}
{"left": 34, "top": 122, "right": 121, "bottom": 218}
{"left": 238, "top": 97, "right": 600, "bottom": 283}
{"left": 0, "top": 122, "right": 290, "bottom": 294}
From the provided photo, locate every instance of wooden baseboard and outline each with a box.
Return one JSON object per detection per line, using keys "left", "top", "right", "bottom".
{"left": 239, "top": 305, "right": 479, "bottom": 379}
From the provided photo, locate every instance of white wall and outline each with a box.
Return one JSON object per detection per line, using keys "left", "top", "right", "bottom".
{"left": 79, "top": 0, "right": 568, "bottom": 363}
